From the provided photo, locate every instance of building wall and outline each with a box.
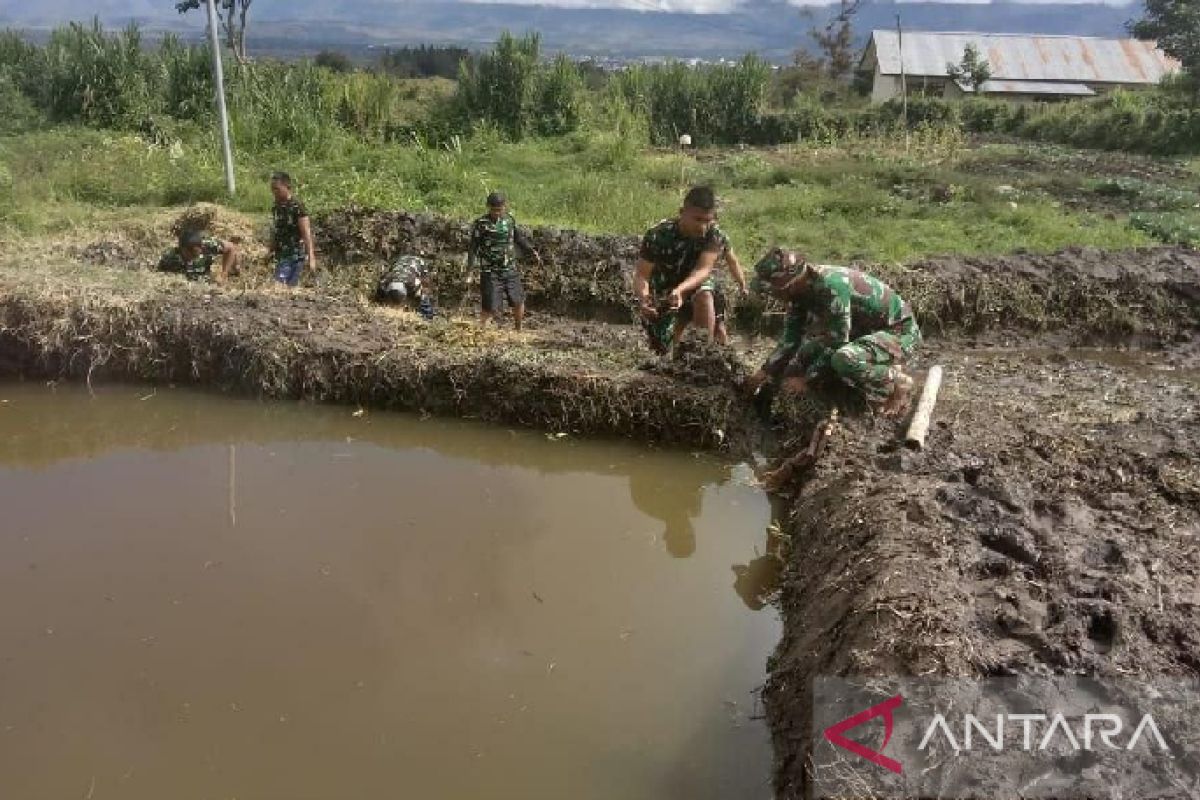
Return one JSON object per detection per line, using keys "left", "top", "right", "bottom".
{"left": 871, "top": 74, "right": 1155, "bottom": 104}
{"left": 870, "top": 63, "right": 903, "bottom": 103}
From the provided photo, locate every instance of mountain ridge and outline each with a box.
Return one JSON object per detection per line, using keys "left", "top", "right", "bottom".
{"left": 1, "top": 0, "right": 1143, "bottom": 59}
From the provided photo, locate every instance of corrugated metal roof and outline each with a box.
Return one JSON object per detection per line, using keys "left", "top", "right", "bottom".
{"left": 966, "top": 79, "right": 1097, "bottom": 96}
{"left": 869, "top": 30, "right": 1179, "bottom": 85}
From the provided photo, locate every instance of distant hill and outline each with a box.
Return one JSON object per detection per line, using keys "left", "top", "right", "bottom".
{"left": 1, "top": 0, "right": 1144, "bottom": 61}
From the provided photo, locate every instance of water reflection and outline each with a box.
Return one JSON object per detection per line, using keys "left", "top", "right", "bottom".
{"left": 731, "top": 496, "right": 789, "bottom": 611}
{"left": 0, "top": 383, "right": 779, "bottom": 800}
{"left": 628, "top": 466, "right": 715, "bottom": 559}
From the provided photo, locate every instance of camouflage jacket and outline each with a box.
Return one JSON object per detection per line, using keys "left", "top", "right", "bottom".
{"left": 157, "top": 237, "right": 224, "bottom": 281}
{"left": 468, "top": 213, "right": 535, "bottom": 273}
{"left": 638, "top": 219, "right": 724, "bottom": 295}
{"left": 272, "top": 197, "right": 309, "bottom": 259}
{"left": 764, "top": 266, "right": 915, "bottom": 379}
{"left": 378, "top": 255, "right": 429, "bottom": 293}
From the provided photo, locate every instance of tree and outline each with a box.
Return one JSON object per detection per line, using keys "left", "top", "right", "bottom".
{"left": 807, "top": 0, "right": 861, "bottom": 81}
{"left": 947, "top": 43, "right": 992, "bottom": 93}
{"left": 315, "top": 50, "right": 352, "bottom": 73}
{"left": 175, "top": 0, "right": 252, "bottom": 64}
{"left": 1132, "top": 0, "right": 1200, "bottom": 96}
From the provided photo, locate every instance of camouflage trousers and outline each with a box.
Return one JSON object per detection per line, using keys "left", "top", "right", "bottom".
{"left": 796, "top": 317, "right": 921, "bottom": 402}
{"left": 641, "top": 284, "right": 715, "bottom": 355}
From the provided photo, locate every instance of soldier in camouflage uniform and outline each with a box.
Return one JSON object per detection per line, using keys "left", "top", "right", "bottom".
{"left": 468, "top": 192, "right": 541, "bottom": 330}
{"left": 157, "top": 230, "right": 237, "bottom": 284}
{"left": 375, "top": 254, "right": 436, "bottom": 320}
{"left": 269, "top": 171, "right": 316, "bottom": 287}
{"left": 745, "top": 248, "right": 920, "bottom": 416}
{"left": 634, "top": 186, "right": 724, "bottom": 355}
{"left": 670, "top": 228, "right": 748, "bottom": 349}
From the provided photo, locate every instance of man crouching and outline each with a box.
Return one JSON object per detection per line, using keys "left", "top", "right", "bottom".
{"left": 375, "top": 255, "right": 436, "bottom": 320}
{"left": 745, "top": 248, "right": 920, "bottom": 416}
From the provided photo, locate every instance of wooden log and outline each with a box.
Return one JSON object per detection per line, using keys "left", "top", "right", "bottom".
{"left": 905, "top": 365, "right": 943, "bottom": 451}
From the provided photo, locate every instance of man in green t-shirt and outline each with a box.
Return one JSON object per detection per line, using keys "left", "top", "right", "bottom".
{"left": 468, "top": 192, "right": 541, "bottom": 331}
{"left": 269, "top": 171, "right": 316, "bottom": 287}
{"left": 633, "top": 186, "right": 724, "bottom": 356}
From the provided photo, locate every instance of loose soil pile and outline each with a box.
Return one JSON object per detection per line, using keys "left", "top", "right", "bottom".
{"left": 2, "top": 207, "right": 1199, "bottom": 799}
{"left": 764, "top": 344, "right": 1200, "bottom": 798}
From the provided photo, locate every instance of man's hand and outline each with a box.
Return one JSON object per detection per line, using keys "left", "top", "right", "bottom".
{"left": 638, "top": 300, "right": 659, "bottom": 322}
{"left": 667, "top": 288, "right": 684, "bottom": 310}
{"left": 744, "top": 370, "right": 769, "bottom": 395}
{"left": 782, "top": 376, "right": 807, "bottom": 397}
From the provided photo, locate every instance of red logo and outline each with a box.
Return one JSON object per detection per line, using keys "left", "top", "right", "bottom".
{"left": 823, "top": 695, "right": 904, "bottom": 774}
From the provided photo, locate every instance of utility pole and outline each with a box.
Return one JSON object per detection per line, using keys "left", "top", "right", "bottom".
{"left": 205, "top": 0, "right": 236, "bottom": 196}
{"left": 897, "top": 13, "right": 909, "bottom": 152}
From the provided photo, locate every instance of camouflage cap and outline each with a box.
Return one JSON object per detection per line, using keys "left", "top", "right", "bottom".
{"left": 752, "top": 248, "right": 808, "bottom": 295}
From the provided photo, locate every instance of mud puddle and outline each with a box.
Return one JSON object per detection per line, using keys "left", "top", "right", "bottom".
{"left": 0, "top": 384, "right": 779, "bottom": 800}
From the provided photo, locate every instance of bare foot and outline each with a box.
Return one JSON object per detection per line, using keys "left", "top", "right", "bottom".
{"left": 879, "top": 372, "right": 914, "bottom": 417}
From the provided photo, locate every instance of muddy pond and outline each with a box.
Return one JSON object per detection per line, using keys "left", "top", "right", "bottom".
{"left": 0, "top": 383, "right": 779, "bottom": 800}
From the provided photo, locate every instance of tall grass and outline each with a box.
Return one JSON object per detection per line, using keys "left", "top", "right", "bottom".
{"left": 452, "top": 33, "right": 585, "bottom": 141}
{"left": 7, "top": 20, "right": 1199, "bottom": 159}
{"left": 884, "top": 90, "right": 1200, "bottom": 157}
{"left": 160, "top": 34, "right": 213, "bottom": 122}
{"left": 0, "top": 123, "right": 1156, "bottom": 263}
{"left": 37, "top": 21, "right": 158, "bottom": 128}
{"left": 0, "top": 22, "right": 452, "bottom": 153}
{"left": 611, "top": 56, "right": 771, "bottom": 146}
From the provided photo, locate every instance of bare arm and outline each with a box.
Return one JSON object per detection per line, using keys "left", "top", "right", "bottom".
{"left": 675, "top": 249, "right": 718, "bottom": 297}
{"left": 726, "top": 247, "right": 748, "bottom": 293}
{"left": 466, "top": 226, "right": 478, "bottom": 272}
{"left": 634, "top": 257, "right": 656, "bottom": 318}
{"left": 219, "top": 240, "right": 237, "bottom": 284}
{"left": 299, "top": 217, "right": 316, "bottom": 271}
{"left": 514, "top": 225, "right": 540, "bottom": 263}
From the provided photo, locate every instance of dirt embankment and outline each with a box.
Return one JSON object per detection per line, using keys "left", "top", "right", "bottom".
{"left": 4, "top": 208, "right": 1200, "bottom": 799}
{"left": 764, "top": 345, "right": 1200, "bottom": 798}
{"left": 0, "top": 287, "right": 751, "bottom": 449}
{"left": 314, "top": 207, "right": 644, "bottom": 317}
{"left": 67, "top": 203, "right": 1200, "bottom": 340}
{"left": 315, "top": 208, "right": 1200, "bottom": 345}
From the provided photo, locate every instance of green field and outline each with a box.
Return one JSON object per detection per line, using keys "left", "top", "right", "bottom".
{"left": 3, "top": 23, "right": 1199, "bottom": 264}
{"left": 7, "top": 124, "right": 1200, "bottom": 265}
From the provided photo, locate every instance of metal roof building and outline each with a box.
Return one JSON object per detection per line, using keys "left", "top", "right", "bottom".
{"left": 861, "top": 30, "right": 1180, "bottom": 103}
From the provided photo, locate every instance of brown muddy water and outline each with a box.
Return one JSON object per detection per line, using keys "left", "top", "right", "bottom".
{"left": 0, "top": 383, "right": 779, "bottom": 800}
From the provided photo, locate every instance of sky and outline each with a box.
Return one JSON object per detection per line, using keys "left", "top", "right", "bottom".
{"left": 462, "top": 0, "right": 1137, "bottom": 8}
{"left": 0, "top": 0, "right": 1140, "bottom": 16}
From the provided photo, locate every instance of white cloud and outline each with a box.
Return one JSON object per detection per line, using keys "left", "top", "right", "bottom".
{"left": 462, "top": 0, "right": 1134, "bottom": 9}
